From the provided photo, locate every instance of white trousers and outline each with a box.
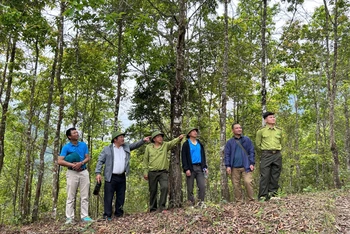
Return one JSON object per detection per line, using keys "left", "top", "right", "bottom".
{"left": 66, "top": 169, "right": 90, "bottom": 219}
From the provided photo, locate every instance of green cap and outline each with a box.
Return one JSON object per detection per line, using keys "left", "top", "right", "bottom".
{"left": 186, "top": 127, "right": 198, "bottom": 138}
{"left": 111, "top": 131, "right": 126, "bottom": 143}
{"left": 151, "top": 131, "right": 164, "bottom": 142}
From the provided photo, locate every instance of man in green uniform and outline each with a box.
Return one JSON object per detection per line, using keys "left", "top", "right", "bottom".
{"left": 143, "top": 131, "right": 184, "bottom": 213}
{"left": 256, "top": 112, "right": 282, "bottom": 200}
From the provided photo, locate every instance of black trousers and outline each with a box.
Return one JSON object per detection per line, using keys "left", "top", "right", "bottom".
{"left": 148, "top": 170, "right": 168, "bottom": 212}
{"left": 104, "top": 173, "right": 126, "bottom": 218}
{"left": 258, "top": 151, "right": 282, "bottom": 200}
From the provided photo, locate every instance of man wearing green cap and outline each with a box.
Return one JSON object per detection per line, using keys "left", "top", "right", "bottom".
{"left": 143, "top": 131, "right": 185, "bottom": 213}
{"left": 58, "top": 127, "right": 93, "bottom": 224}
{"left": 95, "top": 131, "right": 150, "bottom": 220}
{"left": 181, "top": 127, "right": 208, "bottom": 208}
{"left": 256, "top": 112, "right": 283, "bottom": 201}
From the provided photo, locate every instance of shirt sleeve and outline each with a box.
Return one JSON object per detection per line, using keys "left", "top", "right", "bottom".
{"left": 143, "top": 146, "right": 150, "bottom": 176}
{"left": 224, "top": 140, "right": 231, "bottom": 167}
{"left": 60, "top": 145, "right": 68, "bottom": 157}
{"left": 166, "top": 137, "right": 181, "bottom": 150}
{"left": 256, "top": 129, "right": 262, "bottom": 150}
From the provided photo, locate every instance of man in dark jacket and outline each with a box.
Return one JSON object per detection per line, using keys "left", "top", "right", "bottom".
{"left": 181, "top": 127, "right": 208, "bottom": 208}
{"left": 224, "top": 123, "right": 255, "bottom": 203}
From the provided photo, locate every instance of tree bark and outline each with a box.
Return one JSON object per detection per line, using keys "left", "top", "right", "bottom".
{"left": 114, "top": 1, "right": 125, "bottom": 131}
{"left": 0, "top": 37, "right": 17, "bottom": 175}
{"left": 52, "top": 0, "right": 65, "bottom": 218}
{"left": 219, "top": 0, "right": 230, "bottom": 202}
{"left": 169, "top": 0, "right": 186, "bottom": 208}
{"left": 261, "top": 0, "right": 267, "bottom": 124}
{"left": 323, "top": 0, "right": 341, "bottom": 189}
{"left": 32, "top": 29, "right": 58, "bottom": 222}
{"left": 22, "top": 36, "right": 40, "bottom": 221}
{"left": 344, "top": 90, "right": 350, "bottom": 170}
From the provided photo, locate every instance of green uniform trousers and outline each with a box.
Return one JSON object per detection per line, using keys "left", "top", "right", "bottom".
{"left": 148, "top": 170, "right": 168, "bottom": 212}
{"left": 258, "top": 150, "right": 282, "bottom": 200}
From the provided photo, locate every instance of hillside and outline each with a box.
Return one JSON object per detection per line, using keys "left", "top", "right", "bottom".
{"left": 1, "top": 190, "right": 349, "bottom": 233}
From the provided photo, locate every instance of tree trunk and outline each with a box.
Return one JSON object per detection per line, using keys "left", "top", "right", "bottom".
{"left": 0, "top": 37, "right": 17, "bottom": 175}
{"left": 32, "top": 31, "right": 58, "bottom": 222}
{"left": 344, "top": 90, "right": 350, "bottom": 170}
{"left": 219, "top": 0, "right": 230, "bottom": 202}
{"left": 114, "top": 2, "right": 124, "bottom": 131}
{"left": 52, "top": 0, "right": 65, "bottom": 218}
{"left": 22, "top": 36, "right": 40, "bottom": 221}
{"left": 169, "top": 0, "right": 186, "bottom": 208}
{"left": 323, "top": 0, "right": 341, "bottom": 189}
{"left": 260, "top": 0, "right": 267, "bottom": 124}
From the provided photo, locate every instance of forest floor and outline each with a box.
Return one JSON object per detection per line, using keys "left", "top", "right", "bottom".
{"left": 1, "top": 190, "right": 350, "bottom": 233}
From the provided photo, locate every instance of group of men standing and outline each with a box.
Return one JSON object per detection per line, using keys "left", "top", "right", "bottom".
{"left": 58, "top": 111, "right": 283, "bottom": 223}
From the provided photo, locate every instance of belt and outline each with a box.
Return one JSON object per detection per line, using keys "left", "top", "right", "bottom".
{"left": 192, "top": 163, "right": 201, "bottom": 166}
{"left": 112, "top": 172, "right": 125, "bottom": 176}
{"left": 68, "top": 167, "right": 86, "bottom": 171}
{"left": 150, "top": 170, "right": 167, "bottom": 173}
{"left": 262, "top": 150, "right": 281, "bottom": 154}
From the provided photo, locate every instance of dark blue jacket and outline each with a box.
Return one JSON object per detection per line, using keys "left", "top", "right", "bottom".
{"left": 181, "top": 139, "right": 207, "bottom": 173}
{"left": 224, "top": 136, "right": 255, "bottom": 172}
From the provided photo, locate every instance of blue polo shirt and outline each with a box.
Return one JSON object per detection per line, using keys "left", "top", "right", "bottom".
{"left": 188, "top": 139, "right": 201, "bottom": 164}
{"left": 60, "top": 141, "right": 89, "bottom": 168}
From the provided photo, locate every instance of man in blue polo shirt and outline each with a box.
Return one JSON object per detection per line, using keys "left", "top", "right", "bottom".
{"left": 58, "top": 127, "right": 93, "bottom": 224}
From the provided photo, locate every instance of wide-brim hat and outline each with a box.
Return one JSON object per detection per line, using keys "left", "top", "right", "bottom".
{"left": 151, "top": 131, "right": 164, "bottom": 142}
{"left": 111, "top": 131, "right": 126, "bottom": 143}
{"left": 186, "top": 127, "right": 198, "bottom": 138}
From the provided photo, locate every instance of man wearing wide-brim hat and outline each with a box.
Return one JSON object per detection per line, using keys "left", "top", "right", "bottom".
{"left": 181, "top": 127, "right": 208, "bottom": 208}
{"left": 143, "top": 130, "right": 185, "bottom": 213}
{"left": 95, "top": 131, "right": 150, "bottom": 220}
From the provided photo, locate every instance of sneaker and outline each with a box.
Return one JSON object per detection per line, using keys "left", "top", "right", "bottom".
{"left": 106, "top": 217, "right": 112, "bottom": 221}
{"left": 65, "top": 218, "right": 75, "bottom": 224}
{"left": 81, "top": 216, "right": 94, "bottom": 222}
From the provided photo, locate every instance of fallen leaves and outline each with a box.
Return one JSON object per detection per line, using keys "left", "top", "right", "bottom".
{"left": 1, "top": 190, "right": 348, "bottom": 233}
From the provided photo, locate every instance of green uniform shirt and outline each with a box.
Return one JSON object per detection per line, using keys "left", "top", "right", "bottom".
{"left": 143, "top": 137, "right": 181, "bottom": 176}
{"left": 256, "top": 125, "right": 282, "bottom": 150}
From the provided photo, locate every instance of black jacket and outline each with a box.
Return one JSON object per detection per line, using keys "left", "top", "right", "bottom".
{"left": 181, "top": 139, "right": 207, "bottom": 173}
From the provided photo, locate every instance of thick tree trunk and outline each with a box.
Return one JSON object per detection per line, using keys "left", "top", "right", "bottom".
{"left": 32, "top": 32, "right": 58, "bottom": 222}
{"left": 52, "top": 1, "right": 65, "bottom": 218}
{"left": 169, "top": 0, "right": 186, "bottom": 208}
{"left": 261, "top": 0, "right": 267, "bottom": 124}
{"left": 0, "top": 38, "right": 17, "bottom": 175}
{"left": 219, "top": 0, "right": 230, "bottom": 202}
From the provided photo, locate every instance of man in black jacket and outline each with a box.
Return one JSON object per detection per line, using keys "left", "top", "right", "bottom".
{"left": 181, "top": 127, "right": 208, "bottom": 208}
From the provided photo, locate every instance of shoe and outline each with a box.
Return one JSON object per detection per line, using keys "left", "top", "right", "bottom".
{"left": 81, "top": 216, "right": 94, "bottom": 222}
{"left": 197, "top": 201, "right": 206, "bottom": 209}
{"left": 270, "top": 196, "right": 281, "bottom": 200}
{"left": 65, "top": 218, "right": 75, "bottom": 224}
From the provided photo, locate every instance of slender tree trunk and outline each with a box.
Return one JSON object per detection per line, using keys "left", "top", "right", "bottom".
{"left": 294, "top": 73, "right": 300, "bottom": 192}
{"left": 52, "top": 1, "right": 65, "bottom": 218}
{"left": 219, "top": 0, "right": 230, "bottom": 202}
{"left": 344, "top": 90, "right": 350, "bottom": 170}
{"left": 32, "top": 32, "right": 58, "bottom": 222}
{"left": 22, "top": 36, "right": 40, "bottom": 221}
{"left": 0, "top": 37, "right": 17, "bottom": 175}
{"left": 0, "top": 39, "right": 11, "bottom": 100}
{"left": 323, "top": 0, "right": 341, "bottom": 188}
{"left": 261, "top": 0, "right": 267, "bottom": 124}
{"left": 14, "top": 144, "right": 23, "bottom": 217}
{"left": 114, "top": 2, "right": 124, "bottom": 131}
{"left": 169, "top": 0, "right": 186, "bottom": 208}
